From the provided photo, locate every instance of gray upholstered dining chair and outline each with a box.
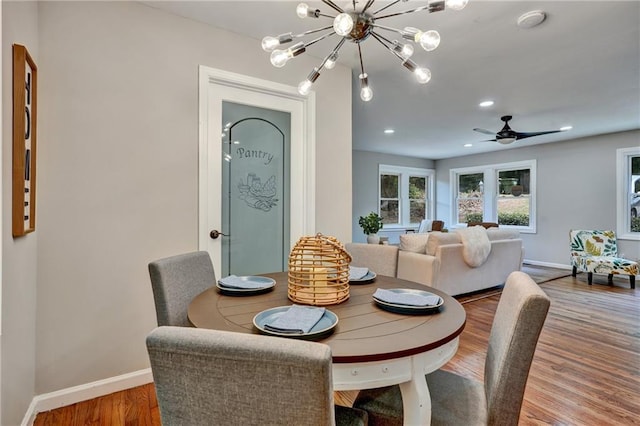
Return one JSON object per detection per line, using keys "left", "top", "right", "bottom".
{"left": 148, "top": 251, "right": 216, "bottom": 327}
{"left": 345, "top": 243, "right": 399, "bottom": 277}
{"left": 353, "top": 271, "right": 550, "bottom": 426}
{"left": 146, "top": 326, "right": 368, "bottom": 426}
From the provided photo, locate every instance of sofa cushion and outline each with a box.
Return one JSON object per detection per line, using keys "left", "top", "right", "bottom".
{"left": 399, "top": 233, "right": 431, "bottom": 254}
{"left": 425, "top": 232, "right": 461, "bottom": 256}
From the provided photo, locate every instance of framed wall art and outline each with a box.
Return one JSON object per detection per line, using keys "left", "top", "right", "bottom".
{"left": 12, "top": 44, "right": 38, "bottom": 237}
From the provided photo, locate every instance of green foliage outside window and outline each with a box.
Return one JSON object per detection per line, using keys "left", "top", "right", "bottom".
{"left": 465, "top": 212, "right": 530, "bottom": 226}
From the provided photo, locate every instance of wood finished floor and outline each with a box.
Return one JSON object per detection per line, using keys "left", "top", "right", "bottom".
{"left": 34, "top": 272, "right": 639, "bottom": 425}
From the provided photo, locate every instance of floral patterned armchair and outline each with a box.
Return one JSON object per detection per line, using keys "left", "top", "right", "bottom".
{"left": 570, "top": 230, "right": 637, "bottom": 289}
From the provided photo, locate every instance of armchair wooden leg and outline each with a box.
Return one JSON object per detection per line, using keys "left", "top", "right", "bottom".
{"left": 631, "top": 275, "right": 636, "bottom": 289}
{"left": 608, "top": 274, "right": 614, "bottom": 285}
{"left": 572, "top": 266, "right": 577, "bottom": 277}
{"left": 587, "top": 272, "right": 593, "bottom": 285}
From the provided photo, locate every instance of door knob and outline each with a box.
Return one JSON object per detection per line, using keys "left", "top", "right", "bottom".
{"left": 209, "top": 230, "right": 228, "bottom": 239}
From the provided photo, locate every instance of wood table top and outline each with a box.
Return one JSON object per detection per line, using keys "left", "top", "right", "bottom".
{"left": 188, "top": 272, "right": 466, "bottom": 364}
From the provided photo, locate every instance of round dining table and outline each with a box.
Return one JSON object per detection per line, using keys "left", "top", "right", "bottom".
{"left": 188, "top": 272, "right": 466, "bottom": 426}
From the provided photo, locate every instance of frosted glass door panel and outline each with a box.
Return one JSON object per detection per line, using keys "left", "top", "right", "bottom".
{"left": 221, "top": 102, "right": 290, "bottom": 276}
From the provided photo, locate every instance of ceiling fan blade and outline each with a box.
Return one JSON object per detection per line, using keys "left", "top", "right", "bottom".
{"left": 479, "top": 139, "right": 497, "bottom": 142}
{"left": 473, "top": 128, "right": 496, "bottom": 135}
{"left": 515, "top": 130, "right": 562, "bottom": 140}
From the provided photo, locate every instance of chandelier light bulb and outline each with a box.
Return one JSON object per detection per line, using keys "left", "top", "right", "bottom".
{"left": 446, "top": 0, "right": 469, "bottom": 11}
{"left": 418, "top": 30, "right": 440, "bottom": 51}
{"left": 334, "top": 13, "right": 354, "bottom": 36}
{"left": 359, "top": 73, "right": 373, "bottom": 101}
{"left": 270, "top": 49, "right": 290, "bottom": 68}
{"left": 414, "top": 67, "right": 432, "bottom": 84}
{"left": 360, "top": 86, "right": 373, "bottom": 102}
{"left": 298, "top": 79, "right": 313, "bottom": 95}
{"left": 393, "top": 41, "right": 414, "bottom": 60}
{"left": 296, "top": 3, "right": 310, "bottom": 18}
{"left": 325, "top": 52, "right": 338, "bottom": 69}
{"left": 262, "top": 36, "right": 280, "bottom": 52}
{"left": 400, "top": 43, "right": 414, "bottom": 59}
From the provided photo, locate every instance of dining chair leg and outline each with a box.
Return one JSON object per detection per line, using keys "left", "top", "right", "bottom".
{"left": 587, "top": 272, "right": 593, "bottom": 285}
{"left": 631, "top": 275, "right": 636, "bottom": 289}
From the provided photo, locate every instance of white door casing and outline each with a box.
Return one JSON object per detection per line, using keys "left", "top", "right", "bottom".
{"left": 198, "top": 66, "right": 316, "bottom": 275}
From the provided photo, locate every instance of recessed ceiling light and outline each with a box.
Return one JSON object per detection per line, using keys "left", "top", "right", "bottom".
{"left": 479, "top": 100, "right": 494, "bottom": 107}
{"left": 384, "top": 129, "right": 395, "bottom": 134}
{"left": 464, "top": 143, "right": 473, "bottom": 148}
{"left": 517, "top": 10, "right": 546, "bottom": 29}
{"left": 560, "top": 125, "right": 573, "bottom": 131}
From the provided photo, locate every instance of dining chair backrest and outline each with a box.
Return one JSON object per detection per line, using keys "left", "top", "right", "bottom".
{"left": 345, "top": 243, "right": 399, "bottom": 277}
{"left": 146, "top": 326, "right": 336, "bottom": 425}
{"left": 484, "top": 271, "right": 550, "bottom": 424}
{"left": 148, "top": 251, "right": 216, "bottom": 327}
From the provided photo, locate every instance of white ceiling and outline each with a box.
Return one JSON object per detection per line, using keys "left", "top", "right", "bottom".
{"left": 142, "top": 1, "right": 640, "bottom": 159}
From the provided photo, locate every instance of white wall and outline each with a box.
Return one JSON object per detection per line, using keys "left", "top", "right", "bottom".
{"left": 2, "top": 2, "right": 39, "bottom": 424}
{"left": 435, "top": 130, "right": 640, "bottom": 267}
{"left": 352, "top": 150, "right": 434, "bottom": 243}
{"left": 31, "top": 0, "right": 351, "bottom": 396}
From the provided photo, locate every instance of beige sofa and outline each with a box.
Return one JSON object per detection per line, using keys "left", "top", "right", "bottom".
{"left": 396, "top": 228, "right": 523, "bottom": 296}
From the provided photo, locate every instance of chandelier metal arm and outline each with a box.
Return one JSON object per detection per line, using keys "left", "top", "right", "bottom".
{"left": 371, "top": 23, "right": 405, "bottom": 36}
{"left": 320, "top": 38, "right": 347, "bottom": 70}
{"left": 303, "top": 31, "right": 337, "bottom": 49}
{"left": 370, "top": 32, "right": 404, "bottom": 62}
{"left": 372, "top": 0, "right": 402, "bottom": 16}
{"left": 376, "top": 1, "right": 445, "bottom": 20}
{"left": 357, "top": 43, "right": 366, "bottom": 76}
{"left": 321, "top": 0, "right": 345, "bottom": 13}
{"left": 293, "top": 25, "right": 335, "bottom": 39}
{"left": 361, "top": 0, "right": 376, "bottom": 14}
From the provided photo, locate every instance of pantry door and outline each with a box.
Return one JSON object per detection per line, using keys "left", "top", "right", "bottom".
{"left": 198, "top": 67, "right": 316, "bottom": 277}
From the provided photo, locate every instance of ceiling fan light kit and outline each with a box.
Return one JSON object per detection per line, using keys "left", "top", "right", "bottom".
{"left": 262, "top": 0, "right": 469, "bottom": 102}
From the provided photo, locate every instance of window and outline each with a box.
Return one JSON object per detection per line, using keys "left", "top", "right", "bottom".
{"left": 456, "top": 172, "right": 484, "bottom": 224}
{"left": 450, "top": 160, "right": 536, "bottom": 232}
{"left": 616, "top": 147, "right": 640, "bottom": 240}
{"left": 379, "top": 165, "right": 434, "bottom": 227}
{"left": 497, "top": 168, "right": 531, "bottom": 227}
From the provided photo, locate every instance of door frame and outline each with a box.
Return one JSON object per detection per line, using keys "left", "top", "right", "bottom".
{"left": 198, "top": 66, "right": 316, "bottom": 274}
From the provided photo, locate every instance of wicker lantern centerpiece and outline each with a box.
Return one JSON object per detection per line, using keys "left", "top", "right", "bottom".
{"left": 288, "top": 233, "right": 351, "bottom": 306}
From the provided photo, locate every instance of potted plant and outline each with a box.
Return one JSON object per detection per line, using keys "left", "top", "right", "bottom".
{"left": 359, "top": 212, "right": 384, "bottom": 244}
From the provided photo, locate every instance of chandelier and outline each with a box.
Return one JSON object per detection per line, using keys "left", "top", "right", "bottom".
{"left": 262, "top": 0, "right": 469, "bottom": 101}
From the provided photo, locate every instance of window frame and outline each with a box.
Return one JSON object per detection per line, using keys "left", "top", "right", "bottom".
{"left": 379, "top": 164, "right": 435, "bottom": 229}
{"left": 450, "top": 160, "right": 537, "bottom": 233}
{"left": 616, "top": 147, "right": 640, "bottom": 241}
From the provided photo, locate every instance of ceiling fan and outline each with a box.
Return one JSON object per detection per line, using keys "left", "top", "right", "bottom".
{"left": 473, "top": 115, "right": 566, "bottom": 145}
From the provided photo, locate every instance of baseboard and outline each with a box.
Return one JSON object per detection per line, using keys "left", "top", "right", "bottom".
{"left": 21, "top": 368, "right": 153, "bottom": 426}
{"left": 522, "top": 259, "right": 572, "bottom": 270}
